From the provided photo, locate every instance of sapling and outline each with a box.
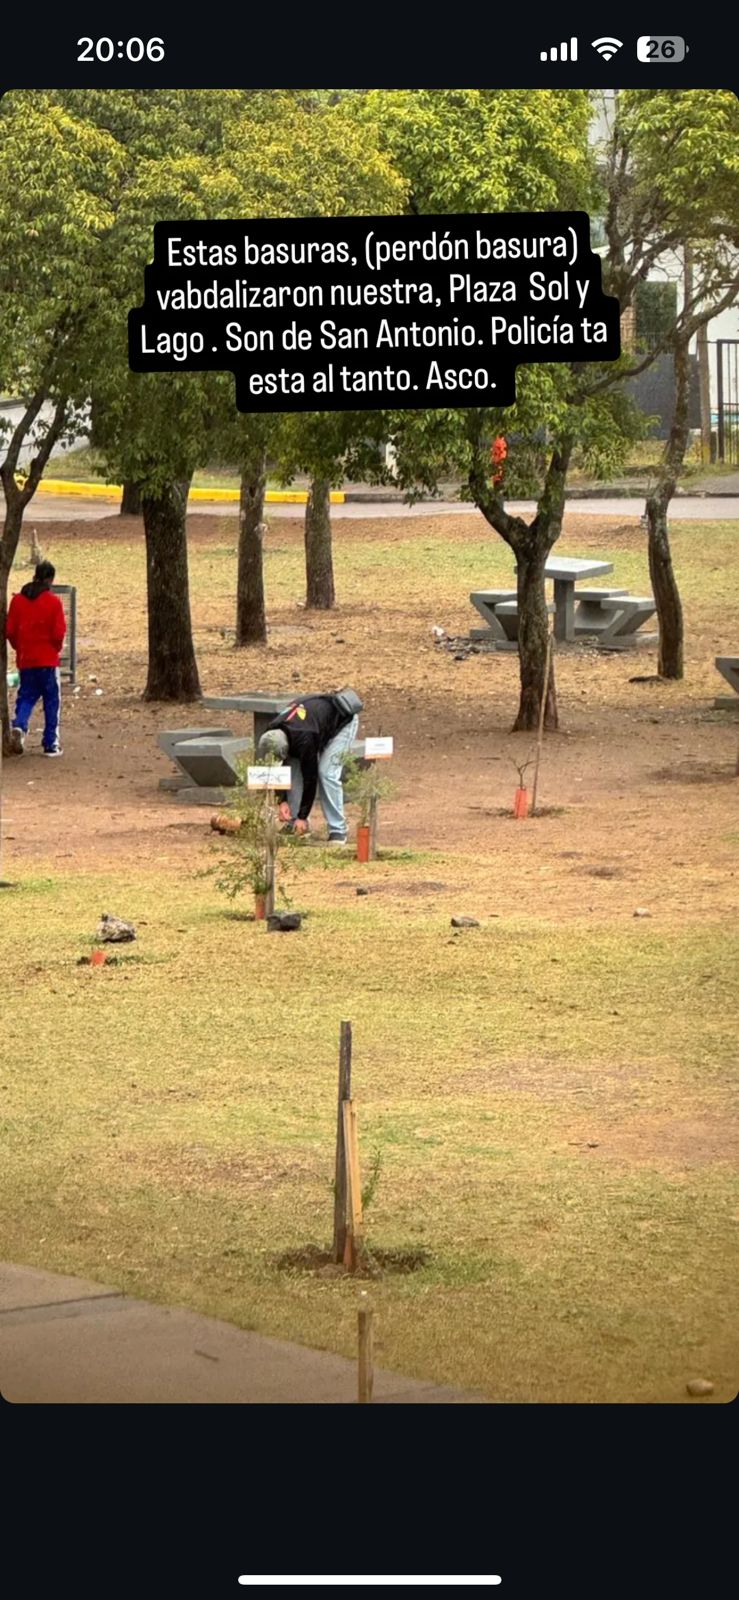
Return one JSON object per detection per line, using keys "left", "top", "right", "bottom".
{"left": 511, "top": 749, "right": 535, "bottom": 818}
{"left": 210, "top": 752, "right": 307, "bottom": 915}
{"left": 342, "top": 753, "right": 396, "bottom": 858}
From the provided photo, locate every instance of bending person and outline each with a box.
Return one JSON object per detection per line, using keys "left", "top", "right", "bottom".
{"left": 257, "top": 688, "right": 362, "bottom": 842}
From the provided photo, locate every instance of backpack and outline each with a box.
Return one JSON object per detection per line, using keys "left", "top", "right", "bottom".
{"left": 332, "top": 687, "right": 364, "bottom": 720}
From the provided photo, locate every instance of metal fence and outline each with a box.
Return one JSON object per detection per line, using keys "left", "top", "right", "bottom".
{"left": 51, "top": 584, "right": 77, "bottom": 685}
{"left": 716, "top": 340, "right": 739, "bottom": 466}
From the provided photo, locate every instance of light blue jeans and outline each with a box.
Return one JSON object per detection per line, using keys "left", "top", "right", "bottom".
{"left": 290, "top": 715, "right": 358, "bottom": 837}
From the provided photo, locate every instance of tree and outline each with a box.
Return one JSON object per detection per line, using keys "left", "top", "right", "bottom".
{"left": 65, "top": 90, "right": 249, "bottom": 699}
{"left": 601, "top": 89, "right": 739, "bottom": 678}
{"left": 212, "top": 408, "right": 280, "bottom": 646}
{"left": 276, "top": 410, "right": 389, "bottom": 610}
{"left": 212, "top": 91, "right": 406, "bottom": 630}
{"left": 0, "top": 91, "right": 126, "bottom": 747}
{"left": 388, "top": 367, "right": 640, "bottom": 728}
{"left": 222, "top": 92, "right": 405, "bottom": 612}
{"left": 95, "top": 370, "right": 225, "bottom": 700}
{"left": 366, "top": 88, "right": 599, "bottom": 729}
{"left": 365, "top": 90, "right": 604, "bottom": 728}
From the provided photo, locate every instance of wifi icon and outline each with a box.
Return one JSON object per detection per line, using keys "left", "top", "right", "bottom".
{"left": 591, "top": 36, "right": 623, "bottom": 60}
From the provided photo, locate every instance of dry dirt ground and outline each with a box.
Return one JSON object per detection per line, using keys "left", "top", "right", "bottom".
{"left": 4, "top": 508, "right": 738, "bottom": 932}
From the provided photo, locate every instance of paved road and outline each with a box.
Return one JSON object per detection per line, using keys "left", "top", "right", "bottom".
{"left": 6, "top": 491, "right": 739, "bottom": 522}
{"left": 0, "top": 1262, "right": 484, "bottom": 1404}
{"left": 0, "top": 400, "right": 90, "bottom": 469}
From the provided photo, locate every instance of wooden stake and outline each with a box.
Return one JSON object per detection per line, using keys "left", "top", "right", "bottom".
{"left": 358, "top": 1295, "right": 374, "bottom": 1404}
{"left": 264, "top": 793, "right": 276, "bottom": 917}
{"left": 342, "top": 1098, "right": 363, "bottom": 1261}
{"left": 531, "top": 630, "right": 553, "bottom": 817}
{"left": 332, "top": 1021, "right": 352, "bottom": 1263}
{"left": 368, "top": 791, "right": 379, "bottom": 861}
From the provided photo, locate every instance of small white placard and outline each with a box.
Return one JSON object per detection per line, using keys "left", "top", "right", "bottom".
{"left": 363, "top": 736, "right": 394, "bottom": 759}
{"left": 246, "top": 765, "right": 292, "bottom": 790}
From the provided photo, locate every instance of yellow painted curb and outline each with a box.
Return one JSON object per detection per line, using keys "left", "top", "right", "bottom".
{"left": 33, "top": 479, "right": 121, "bottom": 500}
{"left": 26, "top": 478, "right": 345, "bottom": 506}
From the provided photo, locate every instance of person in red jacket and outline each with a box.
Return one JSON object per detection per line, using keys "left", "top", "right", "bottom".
{"left": 6, "top": 560, "right": 67, "bottom": 756}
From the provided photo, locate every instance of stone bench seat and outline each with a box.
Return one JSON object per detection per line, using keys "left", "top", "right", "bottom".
{"left": 493, "top": 599, "right": 555, "bottom": 645}
{"left": 469, "top": 589, "right": 519, "bottom": 642}
{"left": 583, "top": 595, "right": 657, "bottom": 650}
{"left": 164, "top": 733, "right": 370, "bottom": 805}
{"left": 173, "top": 735, "right": 253, "bottom": 788}
{"left": 714, "top": 655, "right": 739, "bottom": 711}
{"left": 158, "top": 725, "right": 234, "bottom": 790}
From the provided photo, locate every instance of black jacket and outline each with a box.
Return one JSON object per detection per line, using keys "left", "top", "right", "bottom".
{"left": 266, "top": 694, "right": 352, "bottom": 820}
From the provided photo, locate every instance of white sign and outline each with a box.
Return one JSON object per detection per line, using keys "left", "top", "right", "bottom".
{"left": 363, "top": 736, "right": 394, "bottom": 759}
{"left": 246, "top": 765, "right": 292, "bottom": 790}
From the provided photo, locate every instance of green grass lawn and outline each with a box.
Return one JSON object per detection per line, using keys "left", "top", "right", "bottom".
{"left": 43, "top": 437, "right": 724, "bottom": 492}
{"left": 2, "top": 860, "right": 736, "bottom": 1402}
{"left": 42, "top": 447, "right": 261, "bottom": 492}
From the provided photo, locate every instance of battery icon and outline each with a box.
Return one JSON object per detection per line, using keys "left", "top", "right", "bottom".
{"left": 637, "top": 36, "right": 688, "bottom": 61}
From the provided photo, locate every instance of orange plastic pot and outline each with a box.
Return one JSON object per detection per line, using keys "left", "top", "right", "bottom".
{"left": 513, "top": 787, "right": 529, "bottom": 819}
{"left": 254, "top": 893, "right": 267, "bottom": 921}
{"left": 356, "top": 825, "right": 371, "bottom": 863}
{"left": 90, "top": 948, "right": 107, "bottom": 967}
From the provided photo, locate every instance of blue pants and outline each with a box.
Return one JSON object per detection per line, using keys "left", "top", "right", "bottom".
{"left": 289, "top": 715, "right": 358, "bottom": 837}
{"left": 13, "top": 667, "right": 61, "bottom": 751}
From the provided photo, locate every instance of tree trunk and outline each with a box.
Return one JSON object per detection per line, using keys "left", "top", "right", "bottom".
{"left": 644, "top": 337, "right": 690, "bottom": 681}
{"left": 468, "top": 422, "right": 568, "bottom": 732}
{"left": 235, "top": 450, "right": 267, "bottom": 645}
{"left": 304, "top": 476, "right": 335, "bottom": 609}
{"left": 120, "top": 479, "right": 143, "bottom": 516}
{"left": 514, "top": 542, "right": 558, "bottom": 732}
{"left": 0, "top": 526, "right": 20, "bottom": 751}
{"left": 142, "top": 478, "right": 201, "bottom": 702}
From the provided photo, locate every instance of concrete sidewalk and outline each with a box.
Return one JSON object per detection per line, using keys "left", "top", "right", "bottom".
{"left": 0, "top": 1264, "right": 485, "bottom": 1404}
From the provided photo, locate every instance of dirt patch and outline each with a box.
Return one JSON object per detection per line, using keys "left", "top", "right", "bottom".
{"left": 4, "top": 509, "right": 739, "bottom": 931}
{"left": 651, "top": 762, "right": 735, "bottom": 785}
{"left": 570, "top": 1113, "right": 739, "bottom": 1171}
{"left": 572, "top": 864, "right": 625, "bottom": 879}
{"left": 340, "top": 879, "right": 448, "bottom": 896}
{"left": 119, "top": 1147, "right": 319, "bottom": 1192}
{"left": 274, "top": 1243, "right": 430, "bottom": 1279}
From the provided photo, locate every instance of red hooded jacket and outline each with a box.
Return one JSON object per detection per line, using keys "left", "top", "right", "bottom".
{"left": 6, "top": 583, "right": 66, "bottom": 670}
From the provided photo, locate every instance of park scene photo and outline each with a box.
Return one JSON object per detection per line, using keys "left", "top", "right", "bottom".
{"left": 0, "top": 87, "right": 737, "bottom": 1404}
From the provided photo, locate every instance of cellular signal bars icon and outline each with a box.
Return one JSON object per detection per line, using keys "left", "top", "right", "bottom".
{"left": 540, "top": 38, "right": 578, "bottom": 61}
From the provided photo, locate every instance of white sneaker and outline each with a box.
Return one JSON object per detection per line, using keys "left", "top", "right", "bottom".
{"left": 44, "top": 746, "right": 63, "bottom": 757}
{"left": 9, "top": 727, "right": 25, "bottom": 754}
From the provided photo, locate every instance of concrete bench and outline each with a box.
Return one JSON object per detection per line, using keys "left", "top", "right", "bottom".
{"left": 714, "top": 655, "right": 739, "bottom": 712}
{"left": 173, "top": 735, "right": 253, "bottom": 790}
{"left": 170, "top": 734, "right": 369, "bottom": 805}
{"left": 158, "top": 725, "right": 234, "bottom": 790}
{"left": 494, "top": 599, "right": 555, "bottom": 646}
{"left": 573, "top": 589, "right": 629, "bottom": 635}
{"left": 591, "top": 596, "right": 657, "bottom": 649}
{"left": 469, "top": 589, "right": 518, "bottom": 641}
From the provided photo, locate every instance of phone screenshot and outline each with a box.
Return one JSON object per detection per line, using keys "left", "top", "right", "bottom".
{"left": 0, "top": 3, "right": 735, "bottom": 1479}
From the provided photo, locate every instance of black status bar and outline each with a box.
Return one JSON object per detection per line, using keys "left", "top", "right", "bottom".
{"left": 0, "top": 19, "right": 731, "bottom": 91}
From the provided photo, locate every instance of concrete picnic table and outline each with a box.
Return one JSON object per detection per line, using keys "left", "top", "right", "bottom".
{"left": 544, "top": 557, "right": 613, "bottom": 640}
{"left": 201, "top": 692, "right": 303, "bottom": 746}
